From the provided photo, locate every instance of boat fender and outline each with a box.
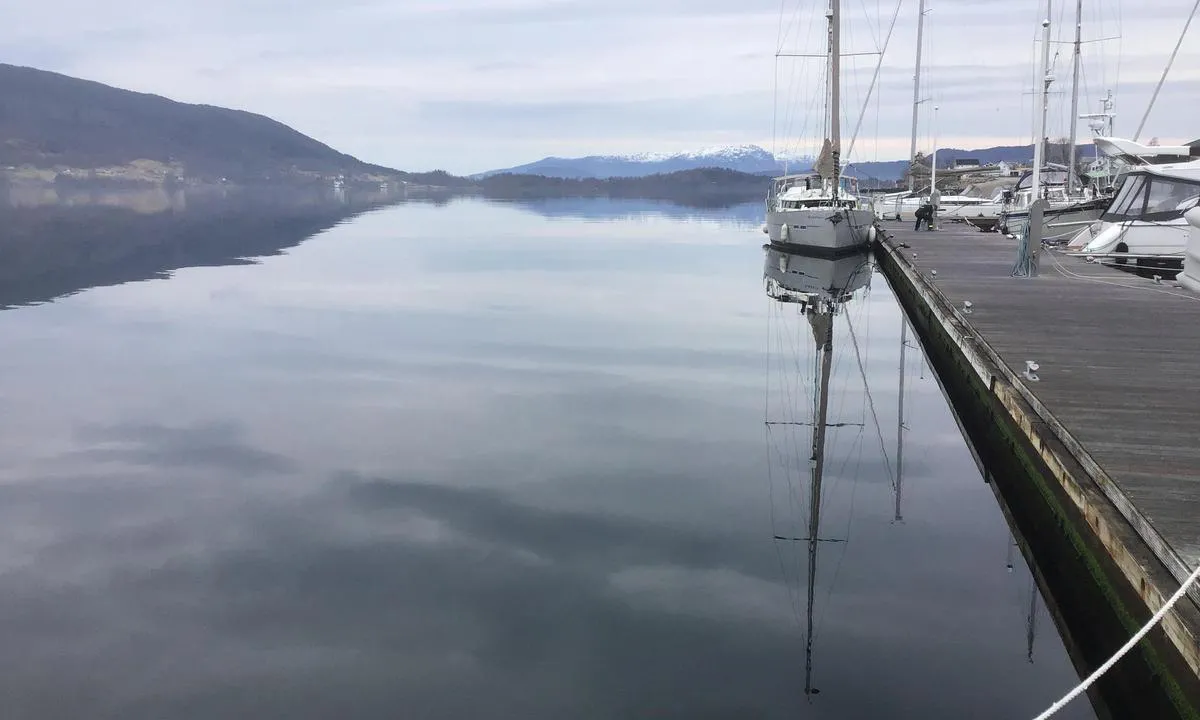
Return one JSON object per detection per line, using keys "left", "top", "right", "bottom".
{"left": 867, "top": 224, "right": 877, "bottom": 243}
{"left": 779, "top": 224, "right": 790, "bottom": 242}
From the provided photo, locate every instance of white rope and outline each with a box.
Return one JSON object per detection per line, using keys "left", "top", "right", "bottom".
{"left": 1045, "top": 248, "right": 1200, "bottom": 303}
{"left": 1032, "top": 562, "right": 1200, "bottom": 719}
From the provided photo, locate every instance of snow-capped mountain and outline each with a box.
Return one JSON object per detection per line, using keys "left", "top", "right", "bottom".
{"left": 474, "top": 144, "right": 814, "bottom": 179}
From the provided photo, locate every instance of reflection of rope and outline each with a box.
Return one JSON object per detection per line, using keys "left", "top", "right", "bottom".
{"left": 1032, "top": 563, "right": 1200, "bottom": 719}
{"left": 842, "top": 309, "right": 896, "bottom": 491}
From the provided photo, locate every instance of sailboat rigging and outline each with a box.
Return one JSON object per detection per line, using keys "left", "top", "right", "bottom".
{"left": 763, "top": 245, "right": 873, "bottom": 698}
{"left": 908, "top": 0, "right": 928, "bottom": 194}
{"left": 765, "top": 0, "right": 877, "bottom": 256}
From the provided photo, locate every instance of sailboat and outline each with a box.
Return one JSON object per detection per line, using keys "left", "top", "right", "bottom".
{"left": 763, "top": 245, "right": 872, "bottom": 696}
{"left": 999, "top": 0, "right": 1117, "bottom": 241}
{"left": 764, "top": 0, "right": 877, "bottom": 256}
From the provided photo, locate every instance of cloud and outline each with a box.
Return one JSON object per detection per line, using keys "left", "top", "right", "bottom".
{"left": 69, "top": 420, "right": 296, "bottom": 475}
{"left": 0, "top": 211, "right": 1090, "bottom": 718}
{"left": 2, "top": 0, "right": 1195, "bottom": 172}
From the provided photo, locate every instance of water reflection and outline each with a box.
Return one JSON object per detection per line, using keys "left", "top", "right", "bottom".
{"left": 0, "top": 200, "right": 1097, "bottom": 718}
{"left": 762, "top": 246, "right": 873, "bottom": 305}
{"left": 0, "top": 184, "right": 402, "bottom": 309}
{"left": 760, "top": 244, "right": 1096, "bottom": 717}
{"left": 498, "top": 197, "right": 764, "bottom": 226}
{"left": 763, "top": 247, "right": 873, "bottom": 698}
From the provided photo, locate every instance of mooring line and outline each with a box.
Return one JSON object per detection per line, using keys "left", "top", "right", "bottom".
{"left": 1032, "top": 563, "right": 1200, "bottom": 719}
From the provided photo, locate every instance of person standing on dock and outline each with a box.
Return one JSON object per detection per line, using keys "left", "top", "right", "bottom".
{"left": 928, "top": 187, "right": 941, "bottom": 230}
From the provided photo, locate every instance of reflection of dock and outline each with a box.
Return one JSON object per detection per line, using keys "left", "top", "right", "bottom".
{"left": 874, "top": 221, "right": 1200, "bottom": 716}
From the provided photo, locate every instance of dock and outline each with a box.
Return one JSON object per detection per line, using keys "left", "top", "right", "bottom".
{"left": 873, "top": 220, "right": 1200, "bottom": 717}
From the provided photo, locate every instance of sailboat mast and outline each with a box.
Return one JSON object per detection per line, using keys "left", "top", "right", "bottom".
{"left": 829, "top": 0, "right": 841, "bottom": 203}
{"left": 805, "top": 312, "right": 834, "bottom": 698}
{"left": 1032, "top": 3, "right": 1052, "bottom": 201}
{"left": 895, "top": 321, "right": 906, "bottom": 523}
{"left": 1066, "top": 0, "right": 1083, "bottom": 193}
{"left": 908, "top": 0, "right": 927, "bottom": 192}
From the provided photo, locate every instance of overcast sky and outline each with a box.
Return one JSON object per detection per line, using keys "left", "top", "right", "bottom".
{"left": 3, "top": 0, "right": 1196, "bottom": 174}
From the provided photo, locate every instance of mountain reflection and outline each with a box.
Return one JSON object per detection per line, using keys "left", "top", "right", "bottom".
{"left": 498, "top": 197, "right": 765, "bottom": 225}
{"left": 0, "top": 184, "right": 404, "bottom": 309}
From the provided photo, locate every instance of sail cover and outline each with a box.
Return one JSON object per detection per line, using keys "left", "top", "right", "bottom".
{"left": 816, "top": 138, "right": 834, "bottom": 179}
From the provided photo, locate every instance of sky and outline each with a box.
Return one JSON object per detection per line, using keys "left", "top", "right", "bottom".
{"left": 2, "top": 0, "right": 1197, "bottom": 174}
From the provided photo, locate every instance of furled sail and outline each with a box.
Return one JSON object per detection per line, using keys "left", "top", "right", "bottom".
{"left": 816, "top": 138, "right": 834, "bottom": 179}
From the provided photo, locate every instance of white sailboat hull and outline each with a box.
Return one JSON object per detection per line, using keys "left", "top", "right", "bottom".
{"left": 766, "top": 207, "right": 875, "bottom": 255}
{"left": 881, "top": 196, "right": 923, "bottom": 221}
{"left": 938, "top": 201, "right": 1004, "bottom": 222}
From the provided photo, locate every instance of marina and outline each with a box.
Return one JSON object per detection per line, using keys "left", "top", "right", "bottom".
{"left": 5, "top": 0, "right": 1200, "bottom": 714}
{"left": 763, "top": 0, "right": 1200, "bottom": 711}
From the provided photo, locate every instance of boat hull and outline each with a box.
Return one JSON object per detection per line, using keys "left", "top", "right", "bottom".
{"left": 765, "top": 208, "right": 874, "bottom": 256}
{"left": 1073, "top": 219, "right": 1190, "bottom": 261}
{"left": 1000, "top": 200, "right": 1107, "bottom": 242}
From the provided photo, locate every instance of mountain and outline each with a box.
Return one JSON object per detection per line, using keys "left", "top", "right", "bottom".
{"left": 845, "top": 143, "right": 1100, "bottom": 183}
{"left": 476, "top": 144, "right": 813, "bottom": 179}
{"left": 0, "top": 63, "right": 399, "bottom": 184}
{"left": 843, "top": 160, "right": 910, "bottom": 184}
{"left": 480, "top": 142, "right": 1103, "bottom": 185}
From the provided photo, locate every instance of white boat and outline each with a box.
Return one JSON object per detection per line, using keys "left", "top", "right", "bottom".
{"left": 998, "top": 167, "right": 1110, "bottom": 242}
{"left": 1001, "top": 2, "right": 1120, "bottom": 242}
{"left": 764, "top": 0, "right": 875, "bottom": 256}
{"left": 765, "top": 171, "right": 876, "bottom": 255}
{"left": 882, "top": 191, "right": 1005, "bottom": 225}
{"left": 1064, "top": 156, "right": 1200, "bottom": 264}
{"left": 936, "top": 193, "right": 1006, "bottom": 228}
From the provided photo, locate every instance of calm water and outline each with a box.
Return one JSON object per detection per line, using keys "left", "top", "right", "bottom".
{"left": 0, "top": 190, "right": 1096, "bottom": 719}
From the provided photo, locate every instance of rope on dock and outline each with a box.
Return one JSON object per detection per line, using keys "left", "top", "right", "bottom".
{"left": 1031, "top": 562, "right": 1200, "bottom": 719}
{"left": 1045, "top": 248, "right": 1200, "bottom": 303}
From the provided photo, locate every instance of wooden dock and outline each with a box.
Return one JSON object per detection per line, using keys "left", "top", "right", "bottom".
{"left": 873, "top": 219, "right": 1200, "bottom": 713}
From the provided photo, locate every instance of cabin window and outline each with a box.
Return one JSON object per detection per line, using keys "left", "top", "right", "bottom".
{"left": 1143, "top": 177, "right": 1200, "bottom": 219}
{"left": 1103, "top": 174, "right": 1148, "bottom": 219}
{"left": 1016, "top": 170, "right": 1067, "bottom": 191}
{"left": 1105, "top": 173, "right": 1200, "bottom": 221}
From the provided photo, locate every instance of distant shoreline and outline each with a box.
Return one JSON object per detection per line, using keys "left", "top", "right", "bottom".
{"left": 1, "top": 165, "right": 781, "bottom": 209}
